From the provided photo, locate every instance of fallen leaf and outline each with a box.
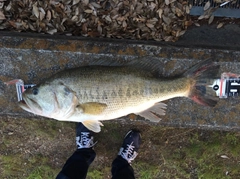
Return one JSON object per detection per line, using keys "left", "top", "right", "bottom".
{"left": 0, "top": 1, "right": 4, "bottom": 9}
{"left": 204, "top": 1, "right": 211, "bottom": 11}
{"left": 178, "top": 30, "right": 186, "bottom": 37}
{"left": 97, "top": 24, "right": 102, "bottom": 34}
{"left": 32, "top": 3, "right": 39, "bottom": 18}
{"left": 73, "top": 0, "right": 80, "bottom": 6}
{"left": 162, "top": 15, "right": 171, "bottom": 25}
{"left": 0, "top": 11, "right": 5, "bottom": 20}
{"left": 164, "top": 36, "right": 173, "bottom": 41}
{"left": 91, "top": 2, "right": 101, "bottom": 8}
{"left": 165, "top": 0, "right": 170, "bottom": 5}
{"left": 220, "top": 155, "right": 229, "bottom": 159}
{"left": 122, "top": 20, "right": 127, "bottom": 28}
{"left": 194, "top": 22, "right": 200, "bottom": 27}
{"left": 157, "top": 8, "right": 163, "bottom": 19}
{"left": 47, "top": 29, "right": 57, "bottom": 35}
{"left": 46, "top": 10, "right": 51, "bottom": 21}
{"left": 198, "top": 15, "right": 205, "bottom": 20}
{"left": 217, "top": 22, "right": 224, "bottom": 29}
{"left": 84, "top": 9, "right": 93, "bottom": 13}
{"left": 208, "top": 15, "right": 214, "bottom": 24}
{"left": 184, "top": 21, "right": 192, "bottom": 26}
{"left": 146, "top": 23, "right": 154, "bottom": 28}
{"left": 39, "top": 12, "right": 45, "bottom": 21}
{"left": 185, "top": 5, "right": 190, "bottom": 14}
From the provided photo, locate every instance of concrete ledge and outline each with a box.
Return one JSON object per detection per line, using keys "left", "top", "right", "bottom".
{"left": 1, "top": 25, "right": 240, "bottom": 131}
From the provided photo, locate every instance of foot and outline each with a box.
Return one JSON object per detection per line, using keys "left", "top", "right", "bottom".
{"left": 118, "top": 130, "right": 141, "bottom": 163}
{"left": 76, "top": 123, "right": 95, "bottom": 149}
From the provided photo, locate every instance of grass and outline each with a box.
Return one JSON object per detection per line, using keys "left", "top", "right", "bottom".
{"left": 1, "top": 119, "right": 240, "bottom": 179}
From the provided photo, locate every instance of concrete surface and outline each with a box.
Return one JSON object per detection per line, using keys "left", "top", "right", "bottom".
{"left": 0, "top": 24, "right": 240, "bottom": 131}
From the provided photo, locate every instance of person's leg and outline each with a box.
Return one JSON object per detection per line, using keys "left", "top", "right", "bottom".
{"left": 56, "top": 123, "right": 96, "bottom": 179}
{"left": 111, "top": 130, "right": 141, "bottom": 179}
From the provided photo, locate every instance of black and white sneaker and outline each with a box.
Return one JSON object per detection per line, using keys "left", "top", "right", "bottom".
{"left": 118, "top": 130, "right": 141, "bottom": 163}
{"left": 76, "top": 123, "right": 96, "bottom": 149}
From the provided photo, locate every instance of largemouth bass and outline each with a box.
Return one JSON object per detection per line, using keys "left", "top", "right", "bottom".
{"left": 17, "top": 60, "right": 219, "bottom": 132}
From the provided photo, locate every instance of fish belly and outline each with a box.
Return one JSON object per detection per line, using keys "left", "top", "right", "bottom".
{"left": 57, "top": 66, "right": 190, "bottom": 121}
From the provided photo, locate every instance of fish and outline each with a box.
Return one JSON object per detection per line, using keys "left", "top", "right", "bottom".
{"left": 17, "top": 59, "right": 219, "bottom": 132}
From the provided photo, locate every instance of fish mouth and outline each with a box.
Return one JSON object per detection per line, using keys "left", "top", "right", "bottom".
{"left": 19, "top": 97, "right": 42, "bottom": 115}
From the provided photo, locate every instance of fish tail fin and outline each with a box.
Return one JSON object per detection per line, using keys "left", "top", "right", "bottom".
{"left": 184, "top": 60, "right": 220, "bottom": 107}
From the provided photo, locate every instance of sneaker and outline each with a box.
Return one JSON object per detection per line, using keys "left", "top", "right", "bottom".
{"left": 118, "top": 130, "right": 141, "bottom": 163}
{"left": 76, "top": 123, "right": 95, "bottom": 149}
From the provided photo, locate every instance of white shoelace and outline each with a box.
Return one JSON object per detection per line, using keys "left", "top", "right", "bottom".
{"left": 119, "top": 142, "right": 138, "bottom": 163}
{"left": 76, "top": 132, "right": 95, "bottom": 149}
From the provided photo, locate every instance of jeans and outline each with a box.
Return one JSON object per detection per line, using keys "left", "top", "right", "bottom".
{"left": 56, "top": 148, "right": 135, "bottom": 179}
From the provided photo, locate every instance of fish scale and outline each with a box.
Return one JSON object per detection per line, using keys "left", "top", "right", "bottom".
{"left": 19, "top": 60, "right": 219, "bottom": 132}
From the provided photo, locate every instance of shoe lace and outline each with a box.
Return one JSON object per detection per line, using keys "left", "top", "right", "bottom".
{"left": 76, "top": 132, "right": 95, "bottom": 149}
{"left": 119, "top": 142, "right": 138, "bottom": 163}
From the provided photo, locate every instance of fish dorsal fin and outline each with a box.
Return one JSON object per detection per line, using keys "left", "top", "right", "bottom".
{"left": 80, "top": 102, "right": 107, "bottom": 115}
{"left": 126, "top": 57, "right": 165, "bottom": 77}
{"left": 86, "top": 57, "right": 164, "bottom": 77}
{"left": 137, "top": 102, "right": 167, "bottom": 122}
{"left": 82, "top": 120, "right": 103, "bottom": 133}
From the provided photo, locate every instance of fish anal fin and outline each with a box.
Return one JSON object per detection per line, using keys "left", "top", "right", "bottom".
{"left": 80, "top": 102, "right": 107, "bottom": 115}
{"left": 137, "top": 102, "right": 167, "bottom": 122}
{"left": 82, "top": 120, "right": 103, "bottom": 133}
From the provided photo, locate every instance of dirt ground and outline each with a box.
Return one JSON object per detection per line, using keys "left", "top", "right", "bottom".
{"left": 1, "top": 115, "right": 240, "bottom": 179}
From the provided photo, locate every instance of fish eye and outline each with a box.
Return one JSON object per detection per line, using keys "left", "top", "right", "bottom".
{"left": 32, "top": 87, "right": 39, "bottom": 95}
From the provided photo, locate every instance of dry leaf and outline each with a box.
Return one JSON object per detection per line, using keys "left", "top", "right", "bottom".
{"left": 84, "top": 9, "right": 93, "bottom": 14}
{"left": 185, "top": 6, "right": 190, "bottom": 14}
{"left": 71, "top": 15, "right": 78, "bottom": 22}
{"left": 0, "top": 1, "right": 4, "bottom": 9}
{"left": 91, "top": 2, "right": 101, "bottom": 9}
{"left": 164, "top": 36, "right": 173, "bottom": 41}
{"left": 217, "top": 22, "right": 224, "bottom": 29}
{"left": 198, "top": 15, "right": 205, "bottom": 20}
{"left": 39, "top": 7, "right": 45, "bottom": 15}
{"left": 204, "top": 1, "right": 211, "bottom": 11}
{"left": 146, "top": 23, "right": 154, "bottom": 28}
{"left": 105, "top": 15, "right": 112, "bottom": 22}
{"left": 162, "top": 15, "right": 171, "bottom": 25}
{"left": 32, "top": 3, "right": 39, "bottom": 18}
{"left": 184, "top": 21, "right": 192, "bottom": 26}
{"left": 194, "top": 22, "right": 200, "bottom": 27}
{"left": 122, "top": 20, "right": 127, "bottom": 28}
{"left": 82, "top": 0, "right": 89, "bottom": 5}
{"left": 97, "top": 24, "right": 102, "bottom": 34}
{"left": 61, "top": 18, "right": 68, "bottom": 25}
{"left": 0, "top": 0, "right": 201, "bottom": 41}
{"left": 5, "top": 2, "right": 11, "bottom": 11}
{"left": 73, "top": 0, "right": 80, "bottom": 6}
{"left": 47, "top": 29, "right": 57, "bottom": 35}
{"left": 220, "top": 155, "right": 229, "bottom": 159}
{"left": 46, "top": 10, "right": 51, "bottom": 21}
{"left": 165, "top": 0, "right": 170, "bottom": 5}
{"left": 178, "top": 30, "right": 186, "bottom": 36}
{"left": 157, "top": 8, "right": 163, "bottom": 19}
{"left": 39, "top": 12, "right": 45, "bottom": 21}
{"left": 0, "top": 11, "right": 5, "bottom": 20}
{"left": 208, "top": 15, "right": 214, "bottom": 24}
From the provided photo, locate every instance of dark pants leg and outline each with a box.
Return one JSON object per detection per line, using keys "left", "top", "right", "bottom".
{"left": 111, "top": 156, "right": 135, "bottom": 179}
{"left": 56, "top": 148, "right": 96, "bottom": 179}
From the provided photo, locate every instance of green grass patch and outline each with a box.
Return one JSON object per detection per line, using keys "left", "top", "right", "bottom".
{"left": 0, "top": 154, "right": 59, "bottom": 179}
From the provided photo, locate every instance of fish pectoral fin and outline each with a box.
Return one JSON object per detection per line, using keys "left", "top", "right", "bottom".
{"left": 80, "top": 102, "right": 107, "bottom": 115}
{"left": 137, "top": 102, "right": 167, "bottom": 122}
{"left": 82, "top": 120, "right": 103, "bottom": 133}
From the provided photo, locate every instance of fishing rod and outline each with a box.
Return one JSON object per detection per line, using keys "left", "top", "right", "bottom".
{"left": 7, "top": 72, "right": 240, "bottom": 102}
